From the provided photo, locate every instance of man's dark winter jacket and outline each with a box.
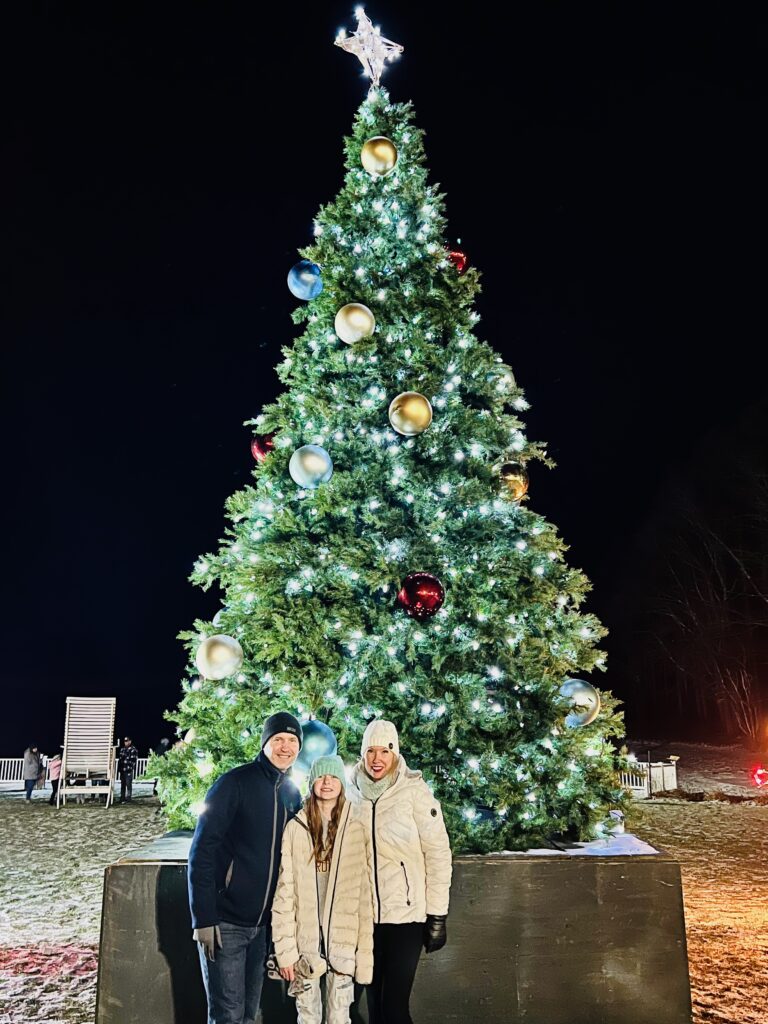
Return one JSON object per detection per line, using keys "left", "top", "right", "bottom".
{"left": 188, "top": 751, "right": 301, "bottom": 929}
{"left": 117, "top": 745, "right": 138, "bottom": 776}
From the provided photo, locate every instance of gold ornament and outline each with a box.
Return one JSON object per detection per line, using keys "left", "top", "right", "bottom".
{"left": 499, "top": 460, "right": 529, "bottom": 501}
{"left": 361, "top": 136, "right": 398, "bottom": 177}
{"left": 335, "top": 302, "right": 375, "bottom": 345}
{"left": 388, "top": 391, "right": 433, "bottom": 436}
{"left": 195, "top": 633, "right": 244, "bottom": 680}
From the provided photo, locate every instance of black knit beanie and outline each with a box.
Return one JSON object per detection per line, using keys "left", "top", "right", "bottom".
{"left": 261, "top": 712, "right": 303, "bottom": 751}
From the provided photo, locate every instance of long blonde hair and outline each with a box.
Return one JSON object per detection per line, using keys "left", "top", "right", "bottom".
{"left": 305, "top": 789, "right": 346, "bottom": 869}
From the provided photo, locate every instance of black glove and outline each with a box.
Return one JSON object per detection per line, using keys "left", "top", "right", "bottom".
{"left": 423, "top": 914, "right": 447, "bottom": 953}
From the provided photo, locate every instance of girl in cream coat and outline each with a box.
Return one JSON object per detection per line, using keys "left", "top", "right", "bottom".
{"left": 272, "top": 755, "right": 374, "bottom": 1024}
{"left": 347, "top": 720, "right": 452, "bottom": 1024}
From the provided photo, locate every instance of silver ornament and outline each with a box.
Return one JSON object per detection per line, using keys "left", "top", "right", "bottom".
{"left": 559, "top": 678, "right": 601, "bottom": 728}
{"left": 289, "top": 445, "right": 334, "bottom": 488}
{"left": 195, "top": 634, "right": 244, "bottom": 681}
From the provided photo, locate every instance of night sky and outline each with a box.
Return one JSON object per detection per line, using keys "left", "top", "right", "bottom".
{"left": 4, "top": 4, "right": 766, "bottom": 756}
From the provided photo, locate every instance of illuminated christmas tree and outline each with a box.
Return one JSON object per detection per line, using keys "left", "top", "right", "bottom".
{"left": 153, "top": 11, "right": 627, "bottom": 851}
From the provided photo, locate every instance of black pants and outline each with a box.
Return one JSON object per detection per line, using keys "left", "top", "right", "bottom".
{"left": 120, "top": 771, "right": 133, "bottom": 801}
{"left": 367, "top": 922, "right": 424, "bottom": 1024}
{"left": 48, "top": 778, "right": 59, "bottom": 805}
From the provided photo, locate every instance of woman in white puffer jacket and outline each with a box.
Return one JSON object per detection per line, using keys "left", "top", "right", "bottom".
{"left": 272, "top": 755, "right": 374, "bottom": 1024}
{"left": 347, "top": 719, "right": 452, "bottom": 1024}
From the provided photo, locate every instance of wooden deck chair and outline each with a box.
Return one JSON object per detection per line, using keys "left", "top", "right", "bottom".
{"left": 57, "top": 696, "right": 117, "bottom": 808}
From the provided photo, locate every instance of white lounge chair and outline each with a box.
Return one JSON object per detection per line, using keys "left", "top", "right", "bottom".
{"left": 57, "top": 696, "right": 117, "bottom": 808}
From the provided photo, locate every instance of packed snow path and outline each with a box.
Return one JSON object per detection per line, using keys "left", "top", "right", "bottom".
{"left": 0, "top": 785, "right": 766, "bottom": 1023}
{"left": 629, "top": 800, "right": 768, "bottom": 1024}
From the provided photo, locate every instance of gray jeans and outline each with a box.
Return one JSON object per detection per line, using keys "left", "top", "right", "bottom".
{"left": 198, "top": 921, "right": 267, "bottom": 1024}
{"left": 296, "top": 971, "right": 354, "bottom": 1024}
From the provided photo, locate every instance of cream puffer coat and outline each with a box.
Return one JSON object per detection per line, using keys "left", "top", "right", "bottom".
{"left": 347, "top": 756, "right": 452, "bottom": 926}
{"left": 271, "top": 800, "right": 374, "bottom": 984}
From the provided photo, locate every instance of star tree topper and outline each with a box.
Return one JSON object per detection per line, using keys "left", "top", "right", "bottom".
{"left": 335, "top": 8, "right": 404, "bottom": 88}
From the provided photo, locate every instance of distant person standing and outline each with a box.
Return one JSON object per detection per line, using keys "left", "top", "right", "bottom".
{"left": 117, "top": 736, "right": 139, "bottom": 803}
{"left": 23, "top": 745, "right": 41, "bottom": 801}
{"left": 48, "top": 752, "right": 63, "bottom": 805}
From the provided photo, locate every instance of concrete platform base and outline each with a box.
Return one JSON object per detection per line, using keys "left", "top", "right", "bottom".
{"left": 95, "top": 836, "right": 692, "bottom": 1024}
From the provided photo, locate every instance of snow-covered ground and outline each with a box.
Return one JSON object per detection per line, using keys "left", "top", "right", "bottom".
{"left": 0, "top": 783, "right": 163, "bottom": 1024}
{"left": 629, "top": 800, "right": 768, "bottom": 1024}
{"left": 1, "top": 749, "right": 767, "bottom": 1023}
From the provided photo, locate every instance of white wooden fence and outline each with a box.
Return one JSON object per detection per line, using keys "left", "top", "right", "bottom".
{"left": 0, "top": 756, "right": 153, "bottom": 785}
{"left": 2, "top": 756, "right": 679, "bottom": 797}
{"left": 1, "top": 754, "right": 678, "bottom": 798}
{"left": 620, "top": 759, "right": 679, "bottom": 798}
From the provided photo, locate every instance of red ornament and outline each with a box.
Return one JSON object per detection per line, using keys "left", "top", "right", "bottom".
{"left": 250, "top": 433, "right": 275, "bottom": 464}
{"left": 447, "top": 247, "right": 469, "bottom": 275}
{"left": 751, "top": 765, "right": 768, "bottom": 788}
{"left": 396, "top": 572, "right": 445, "bottom": 620}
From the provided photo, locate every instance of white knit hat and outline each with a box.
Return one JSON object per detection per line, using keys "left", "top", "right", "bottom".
{"left": 361, "top": 719, "right": 400, "bottom": 757}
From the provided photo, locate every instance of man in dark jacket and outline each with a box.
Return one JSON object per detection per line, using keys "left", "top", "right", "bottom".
{"left": 188, "top": 711, "right": 303, "bottom": 1024}
{"left": 117, "top": 736, "right": 138, "bottom": 803}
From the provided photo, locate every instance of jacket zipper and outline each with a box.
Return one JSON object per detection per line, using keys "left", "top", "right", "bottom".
{"left": 400, "top": 861, "right": 411, "bottom": 906}
{"left": 315, "top": 866, "right": 326, "bottom": 959}
{"left": 258, "top": 775, "right": 282, "bottom": 926}
{"left": 371, "top": 800, "right": 381, "bottom": 924}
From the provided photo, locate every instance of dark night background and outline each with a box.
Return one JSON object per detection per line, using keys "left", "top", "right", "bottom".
{"left": 3, "top": 4, "right": 767, "bottom": 756}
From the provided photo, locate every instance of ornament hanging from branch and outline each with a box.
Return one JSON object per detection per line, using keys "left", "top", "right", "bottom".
{"left": 498, "top": 459, "right": 529, "bottom": 501}
{"left": 287, "top": 260, "right": 323, "bottom": 301}
{"left": 251, "top": 433, "right": 275, "bottom": 464}
{"left": 361, "top": 136, "right": 398, "bottom": 177}
{"left": 289, "top": 445, "right": 334, "bottom": 488}
{"left": 335, "top": 8, "right": 403, "bottom": 89}
{"left": 559, "top": 678, "right": 601, "bottom": 728}
{"left": 335, "top": 303, "right": 376, "bottom": 344}
{"left": 388, "top": 391, "right": 433, "bottom": 436}
{"left": 195, "top": 635, "right": 244, "bottom": 681}
{"left": 397, "top": 572, "right": 445, "bottom": 620}
{"left": 295, "top": 720, "right": 338, "bottom": 775}
{"left": 446, "top": 246, "right": 469, "bottom": 274}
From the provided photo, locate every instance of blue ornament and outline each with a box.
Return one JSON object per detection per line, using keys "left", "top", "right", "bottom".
{"left": 295, "top": 720, "right": 337, "bottom": 774}
{"left": 287, "top": 260, "right": 323, "bottom": 301}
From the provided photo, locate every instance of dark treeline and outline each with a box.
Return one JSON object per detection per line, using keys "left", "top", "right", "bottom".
{"left": 611, "top": 401, "right": 768, "bottom": 744}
